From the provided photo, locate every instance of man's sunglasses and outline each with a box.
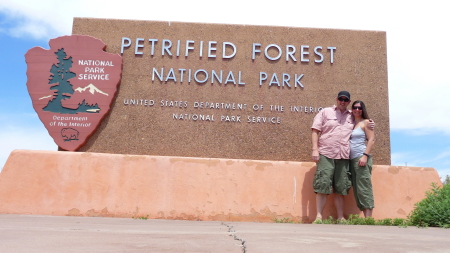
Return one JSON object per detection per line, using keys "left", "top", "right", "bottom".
{"left": 352, "top": 106, "right": 363, "bottom": 110}
{"left": 338, "top": 97, "right": 349, "bottom": 102}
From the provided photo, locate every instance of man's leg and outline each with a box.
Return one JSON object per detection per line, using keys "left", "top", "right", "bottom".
{"left": 333, "top": 159, "right": 351, "bottom": 220}
{"left": 315, "top": 193, "right": 327, "bottom": 220}
{"left": 312, "top": 155, "right": 334, "bottom": 222}
{"left": 334, "top": 194, "right": 345, "bottom": 220}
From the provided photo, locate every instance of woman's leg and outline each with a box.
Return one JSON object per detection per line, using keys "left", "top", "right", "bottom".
{"left": 363, "top": 208, "right": 373, "bottom": 218}
{"left": 351, "top": 156, "right": 374, "bottom": 212}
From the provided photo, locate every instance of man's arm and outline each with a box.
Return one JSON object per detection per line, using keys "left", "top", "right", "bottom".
{"left": 367, "top": 119, "right": 375, "bottom": 130}
{"left": 312, "top": 129, "right": 320, "bottom": 162}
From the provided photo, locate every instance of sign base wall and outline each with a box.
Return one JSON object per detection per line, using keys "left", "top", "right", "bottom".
{"left": 0, "top": 150, "right": 440, "bottom": 222}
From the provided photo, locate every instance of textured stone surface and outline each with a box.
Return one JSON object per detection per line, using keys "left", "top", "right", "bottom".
{"left": 0, "top": 150, "right": 439, "bottom": 221}
{"left": 71, "top": 18, "right": 390, "bottom": 164}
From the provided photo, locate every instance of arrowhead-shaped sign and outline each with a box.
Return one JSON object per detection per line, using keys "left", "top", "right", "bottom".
{"left": 25, "top": 35, "right": 122, "bottom": 151}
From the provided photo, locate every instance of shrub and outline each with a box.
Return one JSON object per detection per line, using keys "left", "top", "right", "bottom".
{"left": 364, "top": 217, "right": 376, "bottom": 225}
{"left": 393, "top": 218, "right": 410, "bottom": 227}
{"left": 376, "top": 218, "right": 393, "bottom": 226}
{"left": 347, "top": 214, "right": 374, "bottom": 225}
{"left": 321, "top": 216, "right": 336, "bottom": 224}
{"left": 408, "top": 183, "right": 450, "bottom": 228}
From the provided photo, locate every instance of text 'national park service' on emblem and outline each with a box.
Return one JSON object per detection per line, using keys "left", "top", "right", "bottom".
{"left": 26, "top": 35, "right": 122, "bottom": 151}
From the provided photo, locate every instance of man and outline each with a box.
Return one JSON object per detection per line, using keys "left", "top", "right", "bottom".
{"left": 311, "top": 91, "right": 372, "bottom": 223}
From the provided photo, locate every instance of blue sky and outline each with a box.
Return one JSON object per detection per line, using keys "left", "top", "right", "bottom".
{"left": 0, "top": 0, "right": 449, "bottom": 180}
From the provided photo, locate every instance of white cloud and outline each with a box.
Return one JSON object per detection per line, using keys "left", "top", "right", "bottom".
{"left": 391, "top": 149, "right": 450, "bottom": 183}
{"left": 0, "top": 0, "right": 73, "bottom": 39}
{"left": 384, "top": 4, "right": 450, "bottom": 133}
{"left": 2, "top": 0, "right": 449, "bottom": 132}
{"left": 1, "top": 0, "right": 450, "bottom": 174}
{"left": 388, "top": 79, "right": 450, "bottom": 134}
{"left": 391, "top": 152, "right": 412, "bottom": 167}
{"left": 438, "top": 169, "right": 450, "bottom": 183}
{"left": 0, "top": 113, "right": 57, "bottom": 170}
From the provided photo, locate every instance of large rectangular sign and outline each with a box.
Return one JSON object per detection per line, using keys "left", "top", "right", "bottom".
{"left": 72, "top": 18, "right": 390, "bottom": 164}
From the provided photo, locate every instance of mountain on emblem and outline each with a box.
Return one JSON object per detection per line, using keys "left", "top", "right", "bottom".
{"left": 25, "top": 35, "right": 123, "bottom": 151}
{"left": 74, "top": 84, "right": 109, "bottom": 96}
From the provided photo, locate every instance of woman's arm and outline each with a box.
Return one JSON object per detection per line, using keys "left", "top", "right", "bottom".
{"left": 358, "top": 119, "right": 375, "bottom": 166}
{"left": 364, "top": 119, "right": 375, "bottom": 154}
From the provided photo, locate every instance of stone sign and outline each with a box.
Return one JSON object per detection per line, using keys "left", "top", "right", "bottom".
{"left": 26, "top": 35, "right": 122, "bottom": 151}
{"left": 69, "top": 18, "right": 389, "bottom": 164}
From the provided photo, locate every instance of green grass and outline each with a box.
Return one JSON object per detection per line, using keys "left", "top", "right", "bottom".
{"left": 132, "top": 215, "right": 149, "bottom": 220}
{"left": 310, "top": 182, "right": 450, "bottom": 228}
{"left": 313, "top": 215, "right": 411, "bottom": 227}
{"left": 273, "top": 217, "right": 295, "bottom": 223}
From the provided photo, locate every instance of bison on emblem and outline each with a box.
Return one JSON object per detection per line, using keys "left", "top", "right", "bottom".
{"left": 61, "top": 128, "right": 80, "bottom": 141}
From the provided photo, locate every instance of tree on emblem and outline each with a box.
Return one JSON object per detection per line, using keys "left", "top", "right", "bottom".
{"left": 43, "top": 48, "right": 100, "bottom": 114}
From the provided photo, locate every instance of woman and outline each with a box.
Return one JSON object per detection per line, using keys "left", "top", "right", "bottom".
{"left": 349, "top": 100, "right": 375, "bottom": 218}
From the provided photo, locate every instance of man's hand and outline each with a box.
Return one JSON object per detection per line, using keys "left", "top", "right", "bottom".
{"left": 312, "top": 149, "right": 320, "bottom": 163}
{"left": 311, "top": 129, "right": 320, "bottom": 162}
{"left": 367, "top": 119, "right": 375, "bottom": 130}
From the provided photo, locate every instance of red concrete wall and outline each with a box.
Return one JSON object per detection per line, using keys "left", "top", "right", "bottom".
{"left": 0, "top": 150, "right": 441, "bottom": 222}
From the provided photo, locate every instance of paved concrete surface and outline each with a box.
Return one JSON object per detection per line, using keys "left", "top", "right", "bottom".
{"left": 1, "top": 214, "right": 449, "bottom": 253}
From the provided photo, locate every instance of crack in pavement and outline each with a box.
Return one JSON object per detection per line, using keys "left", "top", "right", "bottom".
{"left": 222, "top": 222, "right": 246, "bottom": 253}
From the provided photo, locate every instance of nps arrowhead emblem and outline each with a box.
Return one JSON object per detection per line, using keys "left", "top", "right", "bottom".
{"left": 25, "top": 35, "right": 122, "bottom": 151}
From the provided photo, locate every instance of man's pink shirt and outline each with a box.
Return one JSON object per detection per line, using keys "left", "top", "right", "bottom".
{"left": 311, "top": 105, "right": 354, "bottom": 159}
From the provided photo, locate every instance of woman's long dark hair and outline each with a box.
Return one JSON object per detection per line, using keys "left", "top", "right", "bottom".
{"left": 352, "top": 100, "right": 369, "bottom": 119}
